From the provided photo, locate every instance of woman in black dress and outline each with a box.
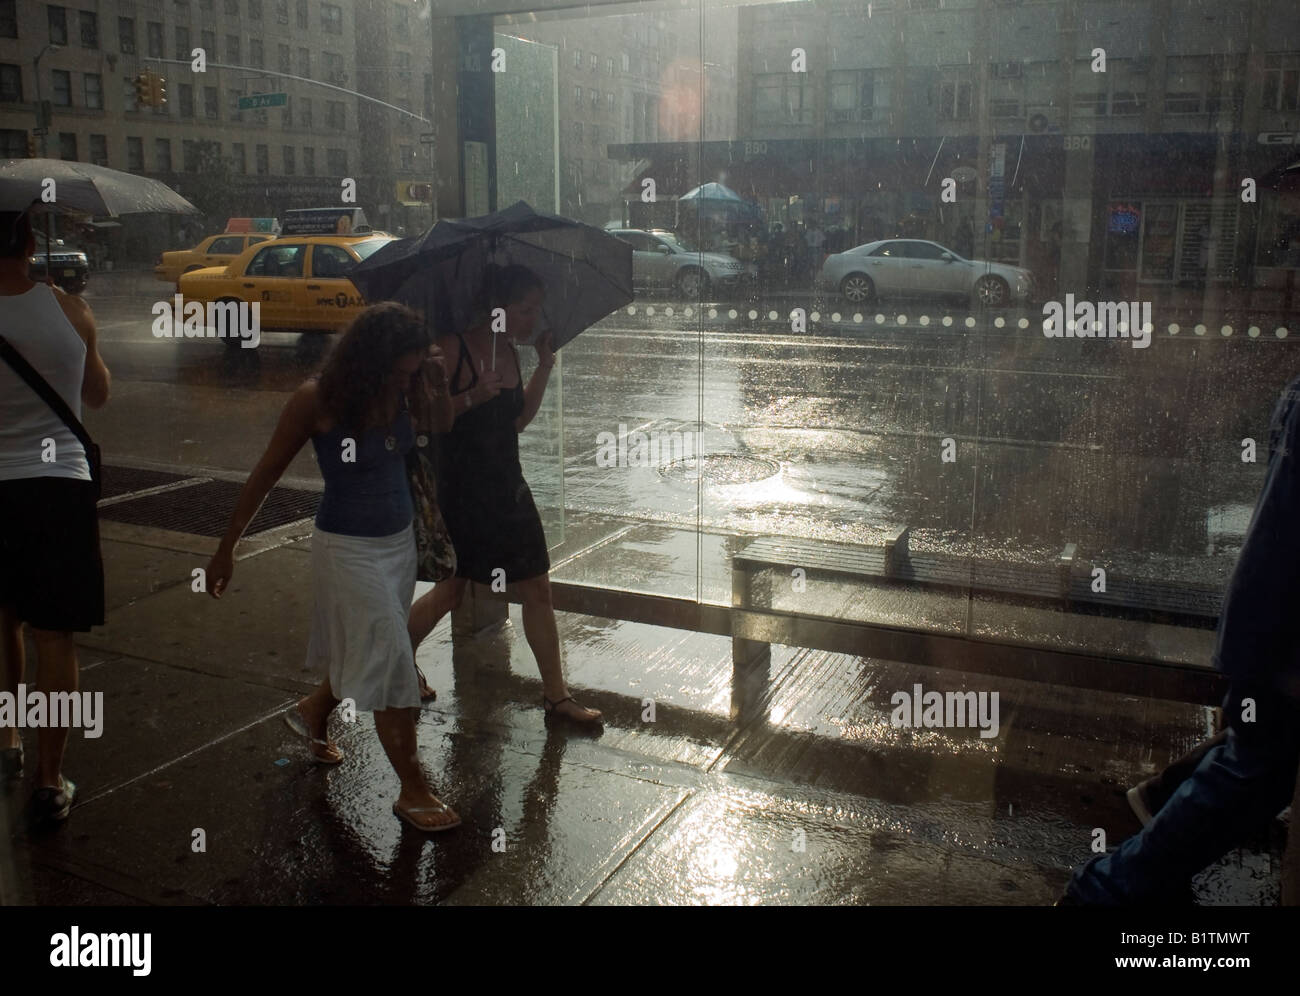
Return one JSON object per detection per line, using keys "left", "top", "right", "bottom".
{"left": 408, "top": 264, "right": 601, "bottom": 725}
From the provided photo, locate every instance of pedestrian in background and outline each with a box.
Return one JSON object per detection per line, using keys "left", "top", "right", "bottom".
{"left": 0, "top": 209, "right": 111, "bottom": 827}
{"left": 206, "top": 302, "right": 461, "bottom": 833}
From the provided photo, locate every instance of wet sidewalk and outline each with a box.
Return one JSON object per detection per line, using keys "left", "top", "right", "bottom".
{"left": 1, "top": 521, "right": 1287, "bottom": 906}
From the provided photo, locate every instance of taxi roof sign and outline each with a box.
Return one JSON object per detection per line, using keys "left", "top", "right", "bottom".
{"left": 280, "top": 207, "right": 371, "bottom": 236}
{"left": 226, "top": 217, "right": 280, "bottom": 234}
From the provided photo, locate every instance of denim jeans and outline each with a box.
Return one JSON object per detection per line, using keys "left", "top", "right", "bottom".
{"left": 1065, "top": 683, "right": 1300, "bottom": 904}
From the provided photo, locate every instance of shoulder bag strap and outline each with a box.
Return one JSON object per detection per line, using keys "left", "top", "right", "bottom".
{"left": 0, "top": 333, "right": 96, "bottom": 458}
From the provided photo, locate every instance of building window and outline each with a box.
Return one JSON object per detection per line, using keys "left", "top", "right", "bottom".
{"left": 275, "top": 0, "right": 288, "bottom": 25}
{"left": 232, "top": 142, "right": 246, "bottom": 173}
{"left": 126, "top": 136, "right": 144, "bottom": 171}
{"left": 118, "top": 17, "right": 135, "bottom": 54}
{"left": 200, "top": 30, "right": 216, "bottom": 61}
{"left": 607, "top": 57, "right": 614, "bottom": 75}
{"left": 147, "top": 22, "right": 163, "bottom": 58}
{"left": 300, "top": 97, "right": 312, "bottom": 128}
{"left": 278, "top": 44, "right": 291, "bottom": 74}
{"left": 574, "top": 85, "right": 582, "bottom": 108}
{"left": 573, "top": 48, "right": 582, "bottom": 69}
{"left": 155, "top": 138, "right": 171, "bottom": 171}
{"left": 0, "top": 64, "right": 20, "bottom": 102}
{"left": 399, "top": 145, "right": 415, "bottom": 170}
{"left": 574, "top": 121, "right": 583, "bottom": 142}
{"left": 321, "top": 3, "right": 342, "bottom": 34}
{"left": 754, "top": 73, "right": 812, "bottom": 125}
{"left": 607, "top": 92, "right": 614, "bottom": 111}
{"left": 0, "top": 129, "right": 24, "bottom": 158}
{"left": 1166, "top": 55, "right": 1243, "bottom": 115}
{"left": 0, "top": 1, "right": 16, "bottom": 39}
{"left": 48, "top": 6, "right": 67, "bottom": 46}
{"left": 282, "top": 145, "right": 295, "bottom": 174}
{"left": 326, "top": 100, "right": 344, "bottom": 130}
{"left": 303, "top": 146, "right": 314, "bottom": 175}
{"left": 621, "top": 52, "right": 629, "bottom": 73}
{"left": 178, "top": 83, "right": 194, "bottom": 117}
{"left": 123, "top": 77, "right": 137, "bottom": 112}
{"left": 89, "top": 134, "right": 107, "bottom": 166}
{"left": 394, "top": 2, "right": 408, "bottom": 33}
{"left": 326, "top": 148, "right": 346, "bottom": 174}
{"left": 590, "top": 53, "right": 598, "bottom": 72}
{"left": 58, "top": 132, "right": 76, "bottom": 160}
{"left": 282, "top": 95, "right": 292, "bottom": 126}
{"left": 182, "top": 139, "right": 197, "bottom": 171}
{"left": 204, "top": 86, "right": 219, "bottom": 119}
{"left": 227, "top": 90, "right": 242, "bottom": 121}
{"left": 227, "top": 36, "right": 240, "bottom": 65}
{"left": 51, "top": 69, "right": 71, "bottom": 107}
{"left": 250, "top": 39, "right": 263, "bottom": 69}
{"left": 249, "top": 0, "right": 262, "bottom": 20}
{"left": 324, "top": 52, "right": 344, "bottom": 85}
{"left": 298, "top": 47, "right": 311, "bottom": 78}
{"left": 174, "top": 27, "right": 189, "bottom": 62}
{"left": 79, "top": 10, "right": 97, "bottom": 48}
{"left": 938, "top": 68, "right": 974, "bottom": 120}
{"left": 1261, "top": 53, "right": 1300, "bottom": 112}
{"left": 83, "top": 73, "right": 102, "bottom": 110}
{"left": 226, "top": 0, "right": 239, "bottom": 14}
{"left": 1072, "top": 58, "right": 1146, "bottom": 117}
{"left": 296, "top": 0, "right": 308, "bottom": 29}
{"left": 255, "top": 143, "right": 268, "bottom": 174}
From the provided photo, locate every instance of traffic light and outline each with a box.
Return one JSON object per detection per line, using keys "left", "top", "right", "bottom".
{"left": 134, "top": 71, "right": 152, "bottom": 107}
{"left": 151, "top": 73, "right": 167, "bottom": 109}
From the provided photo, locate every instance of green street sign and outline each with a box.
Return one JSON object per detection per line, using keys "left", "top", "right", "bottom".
{"left": 238, "top": 92, "right": 287, "bottom": 110}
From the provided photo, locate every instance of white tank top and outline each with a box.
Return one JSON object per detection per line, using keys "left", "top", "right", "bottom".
{"left": 0, "top": 283, "right": 90, "bottom": 481}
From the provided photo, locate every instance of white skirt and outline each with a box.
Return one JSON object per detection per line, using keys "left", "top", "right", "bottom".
{"left": 306, "top": 524, "right": 419, "bottom": 712}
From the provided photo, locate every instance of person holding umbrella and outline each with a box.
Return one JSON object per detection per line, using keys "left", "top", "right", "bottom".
{"left": 407, "top": 263, "right": 602, "bottom": 725}
{"left": 205, "top": 302, "right": 462, "bottom": 833}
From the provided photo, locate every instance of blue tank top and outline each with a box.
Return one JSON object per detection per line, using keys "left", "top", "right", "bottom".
{"left": 311, "top": 408, "right": 414, "bottom": 537}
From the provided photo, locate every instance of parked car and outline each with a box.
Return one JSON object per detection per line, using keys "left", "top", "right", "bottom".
{"left": 818, "top": 239, "right": 1035, "bottom": 307}
{"left": 608, "top": 228, "right": 753, "bottom": 298}
{"left": 29, "top": 232, "right": 89, "bottom": 295}
{"left": 178, "top": 233, "right": 395, "bottom": 337}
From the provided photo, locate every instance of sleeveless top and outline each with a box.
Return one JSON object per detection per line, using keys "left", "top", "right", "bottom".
{"left": 311, "top": 404, "right": 414, "bottom": 537}
{"left": 0, "top": 283, "right": 90, "bottom": 481}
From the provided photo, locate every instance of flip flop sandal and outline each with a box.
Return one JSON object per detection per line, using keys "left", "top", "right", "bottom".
{"left": 283, "top": 707, "right": 345, "bottom": 765}
{"left": 416, "top": 667, "right": 437, "bottom": 702}
{"left": 542, "top": 695, "right": 603, "bottom": 726}
{"left": 392, "top": 800, "right": 462, "bottom": 833}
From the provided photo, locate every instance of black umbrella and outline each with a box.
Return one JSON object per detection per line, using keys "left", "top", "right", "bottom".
{"left": 1, "top": 158, "right": 200, "bottom": 271}
{"left": 351, "top": 200, "right": 632, "bottom": 354}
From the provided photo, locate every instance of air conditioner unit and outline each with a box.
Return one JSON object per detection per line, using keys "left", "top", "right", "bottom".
{"left": 1026, "top": 107, "right": 1059, "bottom": 133}
{"left": 995, "top": 61, "right": 1023, "bottom": 79}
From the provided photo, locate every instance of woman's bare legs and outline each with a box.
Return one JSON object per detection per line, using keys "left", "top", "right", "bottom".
{"left": 515, "top": 574, "right": 601, "bottom": 723}
{"left": 294, "top": 679, "right": 342, "bottom": 763}
{"left": 374, "top": 706, "right": 458, "bottom": 829}
{"left": 409, "top": 577, "right": 468, "bottom": 697}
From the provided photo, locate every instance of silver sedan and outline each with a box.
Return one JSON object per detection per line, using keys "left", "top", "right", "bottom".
{"left": 818, "top": 239, "right": 1035, "bottom": 307}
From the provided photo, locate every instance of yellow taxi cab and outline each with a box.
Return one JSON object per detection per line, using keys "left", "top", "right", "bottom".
{"left": 154, "top": 232, "right": 276, "bottom": 285}
{"left": 177, "top": 234, "right": 396, "bottom": 334}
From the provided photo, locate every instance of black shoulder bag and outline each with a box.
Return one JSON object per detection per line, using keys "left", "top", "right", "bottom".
{"left": 0, "top": 334, "right": 102, "bottom": 500}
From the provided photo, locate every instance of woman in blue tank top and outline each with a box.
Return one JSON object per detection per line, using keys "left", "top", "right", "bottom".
{"left": 205, "top": 302, "right": 460, "bottom": 833}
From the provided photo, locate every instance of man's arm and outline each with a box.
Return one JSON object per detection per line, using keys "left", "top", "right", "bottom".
{"left": 53, "top": 286, "right": 110, "bottom": 409}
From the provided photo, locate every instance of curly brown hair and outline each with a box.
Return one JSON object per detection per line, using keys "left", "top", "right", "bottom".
{"left": 317, "top": 301, "right": 431, "bottom": 433}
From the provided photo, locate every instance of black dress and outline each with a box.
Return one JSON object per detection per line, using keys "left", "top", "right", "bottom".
{"left": 436, "top": 333, "right": 551, "bottom": 585}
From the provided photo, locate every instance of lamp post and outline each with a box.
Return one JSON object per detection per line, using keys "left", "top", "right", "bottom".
{"left": 32, "top": 43, "right": 63, "bottom": 273}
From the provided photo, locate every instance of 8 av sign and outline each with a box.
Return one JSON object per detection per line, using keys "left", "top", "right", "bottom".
{"left": 238, "top": 92, "right": 287, "bottom": 110}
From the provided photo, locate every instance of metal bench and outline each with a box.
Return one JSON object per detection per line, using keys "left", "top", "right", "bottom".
{"left": 732, "top": 530, "right": 1227, "bottom": 704}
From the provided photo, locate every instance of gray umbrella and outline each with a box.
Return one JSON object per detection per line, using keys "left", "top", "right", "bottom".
{"left": 1, "top": 158, "right": 199, "bottom": 271}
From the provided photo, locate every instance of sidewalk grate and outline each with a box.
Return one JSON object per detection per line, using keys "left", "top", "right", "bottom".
{"left": 99, "top": 465, "right": 192, "bottom": 501}
{"left": 98, "top": 479, "right": 320, "bottom": 537}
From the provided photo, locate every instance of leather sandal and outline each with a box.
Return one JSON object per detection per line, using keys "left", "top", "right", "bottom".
{"left": 542, "top": 694, "right": 603, "bottom": 725}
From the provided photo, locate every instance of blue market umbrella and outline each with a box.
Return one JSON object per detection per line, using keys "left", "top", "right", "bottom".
{"left": 351, "top": 200, "right": 633, "bottom": 352}
{"left": 678, "top": 182, "right": 763, "bottom": 220}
